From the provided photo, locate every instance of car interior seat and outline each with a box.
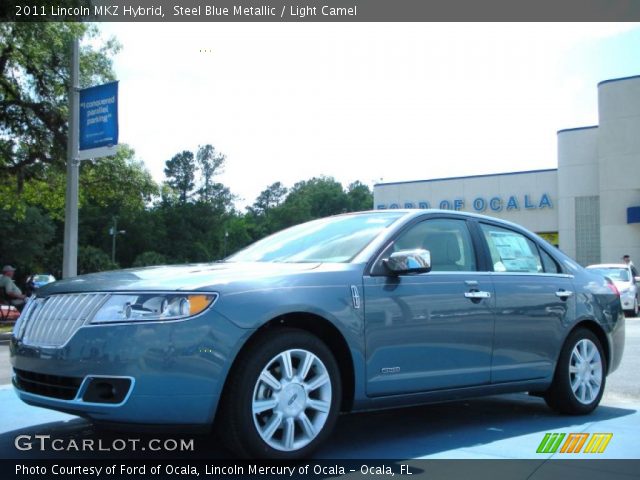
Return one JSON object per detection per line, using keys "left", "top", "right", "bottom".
{"left": 423, "top": 232, "right": 463, "bottom": 271}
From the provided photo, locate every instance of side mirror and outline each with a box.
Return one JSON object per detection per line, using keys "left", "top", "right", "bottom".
{"left": 383, "top": 249, "right": 432, "bottom": 275}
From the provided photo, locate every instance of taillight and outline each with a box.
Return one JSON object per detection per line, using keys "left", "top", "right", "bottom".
{"left": 606, "top": 279, "right": 620, "bottom": 297}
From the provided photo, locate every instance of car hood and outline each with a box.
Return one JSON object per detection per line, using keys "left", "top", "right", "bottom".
{"left": 36, "top": 262, "right": 323, "bottom": 295}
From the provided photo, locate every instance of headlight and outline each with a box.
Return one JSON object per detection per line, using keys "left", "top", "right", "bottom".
{"left": 91, "top": 293, "right": 217, "bottom": 324}
{"left": 619, "top": 286, "right": 631, "bottom": 294}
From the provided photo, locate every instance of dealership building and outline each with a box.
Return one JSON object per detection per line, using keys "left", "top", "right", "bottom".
{"left": 374, "top": 75, "right": 640, "bottom": 267}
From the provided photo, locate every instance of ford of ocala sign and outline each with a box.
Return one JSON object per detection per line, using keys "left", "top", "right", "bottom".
{"left": 376, "top": 193, "right": 553, "bottom": 212}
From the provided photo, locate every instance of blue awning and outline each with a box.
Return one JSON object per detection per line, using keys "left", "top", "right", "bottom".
{"left": 628, "top": 206, "right": 640, "bottom": 224}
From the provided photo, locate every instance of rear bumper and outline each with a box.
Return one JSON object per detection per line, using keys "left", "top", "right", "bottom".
{"left": 620, "top": 292, "right": 636, "bottom": 311}
{"left": 10, "top": 310, "right": 251, "bottom": 426}
{"left": 608, "top": 310, "right": 625, "bottom": 375}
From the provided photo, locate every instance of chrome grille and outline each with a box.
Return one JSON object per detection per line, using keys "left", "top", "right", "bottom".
{"left": 16, "top": 294, "right": 109, "bottom": 347}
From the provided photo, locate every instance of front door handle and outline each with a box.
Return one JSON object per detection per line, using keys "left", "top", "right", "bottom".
{"left": 464, "top": 291, "right": 491, "bottom": 299}
{"left": 555, "top": 290, "right": 574, "bottom": 299}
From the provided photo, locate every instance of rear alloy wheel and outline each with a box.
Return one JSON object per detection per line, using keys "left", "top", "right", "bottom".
{"left": 545, "top": 329, "right": 606, "bottom": 415}
{"left": 219, "top": 329, "right": 341, "bottom": 459}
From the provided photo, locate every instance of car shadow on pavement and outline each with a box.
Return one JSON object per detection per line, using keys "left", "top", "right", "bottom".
{"left": 0, "top": 393, "right": 636, "bottom": 459}
{"left": 319, "top": 393, "right": 637, "bottom": 459}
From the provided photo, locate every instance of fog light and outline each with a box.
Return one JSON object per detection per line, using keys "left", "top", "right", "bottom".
{"left": 82, "top": 377, "right": 132, "bottom": 404}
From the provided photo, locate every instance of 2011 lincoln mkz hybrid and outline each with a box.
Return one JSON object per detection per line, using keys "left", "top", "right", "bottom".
{"left": 10, "top": 210, "right": 625, "bottom": 458}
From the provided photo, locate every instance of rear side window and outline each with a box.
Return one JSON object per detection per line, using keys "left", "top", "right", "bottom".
{"left": 393, "top": 218, "right": 477, "bottom": 272}
{"left": 480, "top": 223, "right": 543, "bottom": 273}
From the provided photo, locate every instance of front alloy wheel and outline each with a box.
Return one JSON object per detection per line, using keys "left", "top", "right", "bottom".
{"left": 219, "top": 328, "right": 341, "bottom": 459}
{"left": 252, "top": 349, "right": 332, "bottom": 452}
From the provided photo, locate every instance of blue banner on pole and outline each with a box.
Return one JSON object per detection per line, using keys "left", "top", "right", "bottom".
{"left": 79, "top": 81, "right": 119, "bottom": 151}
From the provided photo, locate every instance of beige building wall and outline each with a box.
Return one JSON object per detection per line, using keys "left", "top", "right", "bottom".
{"left": 557, "top": 127, "right": 599, "bottom": 262}
{"left": 374, "top": 169, "right": 559, "bottom": 235}
{"left": 597, "top": 77, "right": 640, "bottom": 264}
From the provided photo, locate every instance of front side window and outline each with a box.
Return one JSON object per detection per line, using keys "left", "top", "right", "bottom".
{"left": 480, "top": 223, "right": 543, "bottom": 273}
{"left": 392, "top": 218, "right": 477, "bottom": 272}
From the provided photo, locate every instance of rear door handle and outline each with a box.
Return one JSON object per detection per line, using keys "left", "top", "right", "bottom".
{"left": 555, "top": 290, "right": 574, "bottom": 299}
{"left": 464, "top": 291, "right": 491, "bottom": 299}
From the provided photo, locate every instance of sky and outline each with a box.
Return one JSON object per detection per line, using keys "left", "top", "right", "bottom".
{"left": 97, "top": 22, "right": 640, "bottom": 209}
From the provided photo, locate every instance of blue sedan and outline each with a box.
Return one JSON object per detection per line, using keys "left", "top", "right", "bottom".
{"left": 10, "top": 210, "right": 625, "bottom": 458}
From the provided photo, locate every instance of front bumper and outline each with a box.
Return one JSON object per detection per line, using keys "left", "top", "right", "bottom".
{"left": 10, "top": 310, "right": 251, "bottom": 426}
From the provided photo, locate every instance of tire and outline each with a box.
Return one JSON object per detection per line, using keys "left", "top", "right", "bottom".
{"left": 628, "top": 298, "right": 639, "bottom": 318}
{"left": 544, "top": 328, "right": 606, "bottom": 415}
{"left": 218, "top": 328, "right": 342, "bottom": 459}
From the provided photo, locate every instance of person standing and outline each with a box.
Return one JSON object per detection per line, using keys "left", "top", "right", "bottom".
{"left": 623, "top": 255, "right": 639, "bottom": 278}
{"left": 0, "top": 265, "right": 27, "bottom": 309}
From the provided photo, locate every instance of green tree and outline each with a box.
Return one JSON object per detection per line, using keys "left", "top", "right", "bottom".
{"left": 196, "top": 144, "right": 225, "bottom": 202}
{"left": 43, "top": 244, "right": 117, "bottom": 279}
{"left": 346, "top": 181, "right": 373, "bottom": 211}
{"left": 78, "top": 245, "right": 118, "bottom": 274}
{"left": 272, "top": 176, "right": 348, "bottom": 229}
{"left": 66, "top": 146, "right": 158, "bottom": 267}
{"left": 0, "top": 22, "right": 120, "bottom": 189}
{"left": 222, "top": 215, "right": 253, "bottom": 256}
{"left": 0, "top": 206, "right": 55, "bottom": 281}
{"left": 81, "top": 145, "right": 158, "bottom": 212}
{"left": 164, "top": 150, "right": 196, "bottom": 203}
{"left": 13, "top": 144, "right": 158, "bottom": 221}
{"left": 132, "top": 251, "right": 168, "bottom": 267}
{"left": 250, "top": 182, "right": 288, "bottom": 215}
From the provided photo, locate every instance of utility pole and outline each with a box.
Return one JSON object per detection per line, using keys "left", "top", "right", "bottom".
{"left": 62, "top": 37, "right": 79, "bottom": 279}
{"left": 110, "top": 217, "right": 126, "bottom": 263}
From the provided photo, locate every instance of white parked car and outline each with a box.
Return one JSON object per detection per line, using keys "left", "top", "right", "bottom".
{"left": 587, "top": 263, "right": 639, "bottom": 317}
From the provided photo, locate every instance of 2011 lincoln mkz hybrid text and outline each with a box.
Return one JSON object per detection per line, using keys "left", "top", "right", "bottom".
{"left": 10, "top": 210, "right": 625, "bottom": 458}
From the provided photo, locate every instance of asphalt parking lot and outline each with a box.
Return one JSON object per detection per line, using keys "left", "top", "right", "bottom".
{"left": 1, "top": 319, "right": 638, "bottom": 465}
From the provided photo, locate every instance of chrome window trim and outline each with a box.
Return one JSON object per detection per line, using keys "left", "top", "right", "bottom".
{"left": 487, "top": 272, "right": 575, "bottom": 279}
{"left": 364, "top": 269, "right": 575, "bottom": 279}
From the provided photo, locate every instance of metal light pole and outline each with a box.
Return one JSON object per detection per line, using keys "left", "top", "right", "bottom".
{"left": 110, "top": 217, "right": 126, "bottom": 263}
{"left": 62, "top": 37, "right": 80, "bottom": 279}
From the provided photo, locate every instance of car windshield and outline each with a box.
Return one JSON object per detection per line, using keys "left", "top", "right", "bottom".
{"left": 590, "top": 268, "right": 630, "bottom": 282}
{"left": 227, "top": 212, "right": 404, "bottom": 263}
{"left": 34, "top": 275, "right": 51, "bottom": 282}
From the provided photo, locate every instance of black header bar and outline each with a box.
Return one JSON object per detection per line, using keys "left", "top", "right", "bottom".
{"left": 3, "top": 0, "right": 640, "bottom": 22}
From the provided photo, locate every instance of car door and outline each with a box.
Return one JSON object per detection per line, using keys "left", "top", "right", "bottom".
{"left": 476, "top": 221, "right": 576, "bottom": 383}
{"left": 363, "top": 216, "right": 495, "bottom": 397}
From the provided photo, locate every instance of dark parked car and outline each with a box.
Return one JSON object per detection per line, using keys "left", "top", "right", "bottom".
{"left": 10, "top": 210, "right": 625, "bottom": 458}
